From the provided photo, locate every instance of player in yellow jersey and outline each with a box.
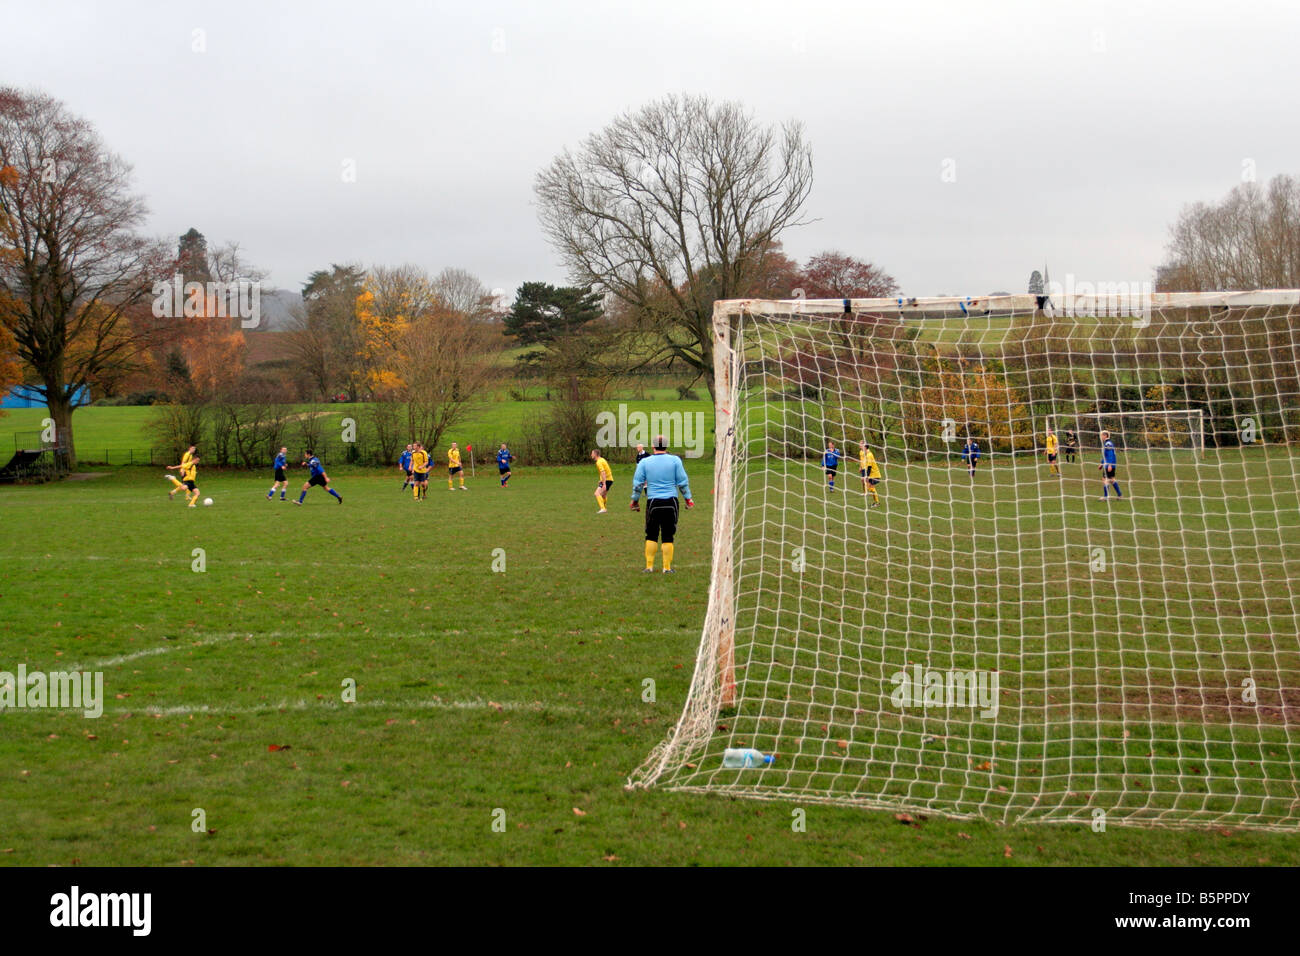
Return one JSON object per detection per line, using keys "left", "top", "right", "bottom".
{"left": 447, "top": 442, "right": 466, "bottom": 490}
{"left": 591, "top": 449, "right": 613, "bottom": 514}
{"left": 858, "top": 441, "right": 882, "bottom": 506}
{"left": 1044, "top": 427, "right": 1060, "bottom": 476}
{"left": 411, "top": 443, "right": 430, "bottom": 500}
{"left": 164, "top": 445, "right": 196, "bottom": 500}
{"left": 180, "top": 453, "right": 201, "bottom": 507}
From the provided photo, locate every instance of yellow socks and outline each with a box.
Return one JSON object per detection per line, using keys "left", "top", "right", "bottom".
{"left": 645, "top": 540, "right": 658, "bottom": 570}
{"left": 597, "top": 494, "right": 606, "bottom": 510}
{"left": 871, "top": 489, "right": 880, "bottom": 504}
{"left": 662, "top": 543, "right": 674, "bottom": 572}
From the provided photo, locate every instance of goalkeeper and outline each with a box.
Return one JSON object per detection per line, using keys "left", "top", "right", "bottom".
{"left": 630, "top": 434, "right": 695, "bottom": 573}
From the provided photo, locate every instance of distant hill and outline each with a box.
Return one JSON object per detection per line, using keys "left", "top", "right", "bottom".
{"left": 248, "top": 288, "right": 302, "bottom": 332}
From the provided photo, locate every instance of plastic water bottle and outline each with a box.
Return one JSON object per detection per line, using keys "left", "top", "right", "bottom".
{"left": 722, "top": 747, "right": 774, "bottom": 768}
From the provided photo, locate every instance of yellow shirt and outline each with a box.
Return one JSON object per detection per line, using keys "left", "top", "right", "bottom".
{"left": 179, "top": 450, "right": 194, "bottom": 472}
{"left": 411, "top": 450, "right": 429, "bottom": 473}
{"left": 861, "top": 449, "right": 880, "bottom": 479}
{"left": 448, "top": 447, "right": 462, "bottom": 468}
{"left": 595, "top": 457, "right": 612, "bottom": 482}
{"left": 1046, "top": 433, "right": 1058, "bottom": 454}
{"left": 182, "top": 460, "right": 198, "bottom": 482}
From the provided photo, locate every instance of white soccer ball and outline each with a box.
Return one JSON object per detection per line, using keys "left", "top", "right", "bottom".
{"left": 203, "top": 497, "right": 214, "bottom": 506}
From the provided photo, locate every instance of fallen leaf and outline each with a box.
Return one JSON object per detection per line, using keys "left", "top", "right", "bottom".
{"left": 572, "top": 807, "right": 586, "bottom": 816}
{"left": 267, "top": 744, "right": 291, "bottom": 752}
{"left": 1003, "top": 845, "right": 1013, "bottom": 858}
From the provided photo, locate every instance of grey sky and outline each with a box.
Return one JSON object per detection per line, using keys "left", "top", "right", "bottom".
{"left": 5, "top": 0, "right": 1298, "bottom": 298}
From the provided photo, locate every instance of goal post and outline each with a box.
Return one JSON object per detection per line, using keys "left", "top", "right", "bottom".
{"left": 630, "top": 291, "right": 1300, "bottom": 830}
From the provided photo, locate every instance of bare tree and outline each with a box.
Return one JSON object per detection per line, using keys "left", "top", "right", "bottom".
{"left": 433, "top": 266, "right": 492, "bottom": 321}
{"left": 388, "top": 311, "right": 502, "bottom": 450}
{"left": 0, "top": 87, "right": 170, "bottom": 467}
{"left": 1157, "top": 174, "right": 1300, "bottom": 291}
{"left": 535, "top": 94, "right": 813, "bottom": 397}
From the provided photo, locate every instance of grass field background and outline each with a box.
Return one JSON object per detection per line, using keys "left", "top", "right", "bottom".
{"left": 2, "top": 462, "right": 1298, "bottom": 865}
{"left": 0, "top": 398, "right": 717, "bottom": 465}
{"left": 655, "top": 449, "right": 1300, "bottom": 831}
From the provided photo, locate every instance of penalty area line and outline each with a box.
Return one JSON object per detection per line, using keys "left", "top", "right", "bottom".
{"left": 113, "top": 697, "right": 573, "bottom": 717}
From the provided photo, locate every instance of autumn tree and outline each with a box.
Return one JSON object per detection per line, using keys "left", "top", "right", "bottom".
{"left": 796, "top": 251, "right": 898, "bottom": 300}
{"left": 917, "top": 362, "right": 1033, "bottom": 454}
{"left": 357, "top": 265, "right": 503, "bottom": 448}
{"left": 0, "top": 88, "right": 170, "bottom": 466}
{"left": 536, "top": 94, "right": 813, "bottom": 398}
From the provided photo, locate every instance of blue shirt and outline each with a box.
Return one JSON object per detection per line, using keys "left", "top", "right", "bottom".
{"left": 496, "top": 448, "right": 513, "bottom": 467}
{"left": 1102, "top": 440, "right": 1117, "bottom": 465}
{"left": 399, "top": 450, "right": 412, "bottom": 469}
{"left": 273, "top": 452, "right": 286, "bottom": 470}
{"left": 631, "top": 453, "right": 692, "bottom": 502}
{"left": 307, "top": 456, "right": 325, "bottom": 478}
{"left": 822, "top": 449, "right": 841, "bottom": 468}
{"left": 963, "top": 442, "right": 980, "bottom": 460}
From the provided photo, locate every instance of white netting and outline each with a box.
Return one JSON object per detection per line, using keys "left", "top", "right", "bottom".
{"left": 631, "top": 292, "right": 1300, "bottom": 829}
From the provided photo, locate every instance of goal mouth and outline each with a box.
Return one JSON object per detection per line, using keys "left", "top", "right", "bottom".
{"left": 630, "top": 291, "right": 1300, "bottom": 830}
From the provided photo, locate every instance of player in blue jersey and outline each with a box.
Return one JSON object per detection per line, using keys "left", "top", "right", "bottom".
{"left": 496, "top": 443, "right": 514, "bottom": 487}
{"left": 399, "top": 444, "right": 414, "bottom": 491}
{"left": 295, "top": 450, "right": 342, "bottom": 505}
{"left": 1098, "top": 430, "right": 1123, "bottom": 500}
{"left": 961, "top": 437, "right": 980, "bottom": 478}
{"left": 822, "top": 441, "right": 842, "bottom": 490}
{"left": 267, "top": 446, "right": 289, "bottom": 500}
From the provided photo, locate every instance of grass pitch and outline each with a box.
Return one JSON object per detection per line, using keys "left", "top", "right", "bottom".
{"left": 0, "top": 465, "right": 1297, "bottom": 865}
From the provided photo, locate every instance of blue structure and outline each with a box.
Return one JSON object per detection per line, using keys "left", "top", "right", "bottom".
{"left": 1, "top": 385, "right": 90, "bottom": 409}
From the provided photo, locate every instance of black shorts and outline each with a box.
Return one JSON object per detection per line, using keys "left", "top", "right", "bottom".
{"left": 645, "top": 497, "right": 679, "bottom": 544}
{"left": 309, "top": 474, "right": 327, "bottom": 487}
{"left": 450, "top": 466, "right": 462, "bottom": 475}
{"left": 866, "top": 477, "right": 879, "bottom": 486}
{"left": 1104, "top": 465, "right": 1117, "bottom": 478}
{"left": 403, "top": 468, "right": 412, "bottom": 477}
{"left": 414, "top": 471, "right": 428, "bottom": 482}
{"left": 825, "top": 467, "right": 837, "bottom": 477}
{"left": 183, "top": 480, "right": 196, "bottom": 491}
{"left": 1047, "top": 454, "right": 1057, "bottom": 463}
{"left": 274, "top": 467, "right": 286, "bottom": 481}
{"left": 498, "top": 465, "right": 510, "bottom": 474}
{"left": 598, "top": 480, "right": 613, "bottom": 493}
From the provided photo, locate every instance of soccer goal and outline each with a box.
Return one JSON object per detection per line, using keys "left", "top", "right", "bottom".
{"left": 1071, "top": 409, "right": 1206, "bottom": 457}
{"left": 630, "top": 291, "right": 1300, "bottom": 829}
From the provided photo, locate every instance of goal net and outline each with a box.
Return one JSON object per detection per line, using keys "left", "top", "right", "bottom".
{"left": 630, "top": 291, "right": 1300, "bottom": 829}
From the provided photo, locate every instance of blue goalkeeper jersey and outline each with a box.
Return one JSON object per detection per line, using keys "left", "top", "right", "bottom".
{"left": 822, "top": 449, "right": 841, "bottom": 468}
{"left": 631, "top": 453, "right": 692, "bottom": 501}
{"left": 1102, "top": 439, "right": 1117, "bottom": 465}
{"left": 273, "top": 452, "right": 286, "bottom": 470}
{"left": 399, "top": 449, "right": 412, "bottom": 470}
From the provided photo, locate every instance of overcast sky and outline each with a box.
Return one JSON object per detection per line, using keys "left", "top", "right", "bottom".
{"left": 5, "top": 0, "right": 1298, "bottom": 299}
